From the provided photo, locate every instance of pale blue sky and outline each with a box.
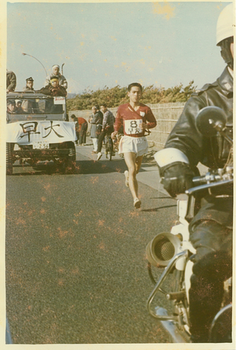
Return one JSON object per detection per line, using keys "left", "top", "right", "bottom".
{"left": 7, "top": 1, "right": 232, "bottom": 94}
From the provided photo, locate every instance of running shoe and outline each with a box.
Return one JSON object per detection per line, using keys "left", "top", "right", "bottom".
{"left": 124, "top": 170, "right": 129, "bottom": 187}
{"left": 134, "top": 198, "right": 141, "bottom": 209}
{"left": 97, "top": 152, "right": 102, "bottom": 161}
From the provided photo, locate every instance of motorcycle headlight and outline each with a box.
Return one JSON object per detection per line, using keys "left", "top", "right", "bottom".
{"left": 146, "top": 233, "right": 181, "bottom": 267}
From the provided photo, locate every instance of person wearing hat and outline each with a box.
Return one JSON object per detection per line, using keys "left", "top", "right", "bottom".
{"left": 39, "top": 76, "right": 67, "bottom": 97}
{"left": 154, "top": 3, "right": 233, "bottom": 342}
{"left": 6, "top": 70, "right": 16, "bottom": 92}
{"left": 7, "top": 100, "right": 16, "bottom": 113}
{"left": 24, "top": 77, "right": 35, "bottom": 91}
{"left": 44, "top": 64, "right": 68, "bottom": 89}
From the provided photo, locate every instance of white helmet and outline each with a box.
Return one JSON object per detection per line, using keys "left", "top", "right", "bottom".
{"left": 216, "top": 3, "right": 235, "bottom": 45}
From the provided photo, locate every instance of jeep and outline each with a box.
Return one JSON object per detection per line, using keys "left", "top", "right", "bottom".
{"left": 6, "top": 92, "right": 76, "bottom": 174}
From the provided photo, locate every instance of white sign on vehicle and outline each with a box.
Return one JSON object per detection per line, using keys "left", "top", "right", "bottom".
{"left": 54, "top": 97, "right": 65, "bottom": 104}
{"left": 6, "top": 120, "right": 77, "bottom": 144}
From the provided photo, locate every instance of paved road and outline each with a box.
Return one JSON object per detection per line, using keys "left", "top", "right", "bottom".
{"left": 6, "top": 143, "right": 177, "bottom": 344}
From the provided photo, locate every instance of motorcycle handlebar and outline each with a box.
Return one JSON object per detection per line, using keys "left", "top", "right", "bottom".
{"left": 192, "top": 174, "right": 221, "bottom": 186}
{"left": 192, "top": 167, "right": 233, "bottom": 186}
{"left": 184, "top": 167, "right": 233, "bottom": 196}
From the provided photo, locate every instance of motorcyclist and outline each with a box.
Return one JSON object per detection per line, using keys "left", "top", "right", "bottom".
{"left": 154, "top": 4, "right": 234, "bottom": 343}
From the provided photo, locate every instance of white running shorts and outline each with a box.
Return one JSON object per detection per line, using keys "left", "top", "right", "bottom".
{"left": 119, "top": 135, "right": 148, "bottom": 157}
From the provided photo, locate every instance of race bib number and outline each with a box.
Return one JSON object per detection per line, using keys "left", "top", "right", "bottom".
{"left": 124, "top": 119, "right": 142, "bottom": 135}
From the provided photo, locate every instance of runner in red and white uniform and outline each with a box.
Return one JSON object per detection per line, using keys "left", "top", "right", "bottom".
{"left": 112, "top": 82, "right": 156, "bottom": 208}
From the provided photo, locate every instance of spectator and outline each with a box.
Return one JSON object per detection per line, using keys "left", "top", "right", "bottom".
{"left": 71, "top": 114, "right": 79, "bottom": 142}
{"left": 96, "top": 104, "right": 115, "bottom": 160}
{"left": 6, "top": 70, "right": 16, "bottom": 92}
{"left": 87, "top": 115, "right": 93, "bottom": 135}
{"left": 72, "top": 115, "right": 88, "bottom": 145}
{"left": 38, "top": 76, "right": 67, "bottom": 97}
{"left": 45, "top": 64, "right": 67, "bottom": 89}
{"left": 78, "top": 117, "right": 88, "bottom": 145}
{"left": 90, "top": 106, "right": 103, "bottom": 153}
{"left": 24, "top": 77, "right": 35, "bottom": 91}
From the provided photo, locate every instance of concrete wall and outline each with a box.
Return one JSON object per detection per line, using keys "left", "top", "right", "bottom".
{"left": 68, "top": 102, "right": 185, "bottom": 151}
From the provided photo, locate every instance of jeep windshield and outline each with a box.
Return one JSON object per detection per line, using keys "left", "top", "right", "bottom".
{"left": 7, "top": 93, "right": 67, "bottom": 122}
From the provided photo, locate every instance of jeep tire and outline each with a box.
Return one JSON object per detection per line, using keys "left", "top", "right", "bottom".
{"left": 6, "top": 143, "right": 14, "bottom": 175}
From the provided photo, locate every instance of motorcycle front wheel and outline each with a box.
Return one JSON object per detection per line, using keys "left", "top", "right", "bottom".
{"left": 171, "top": 269, "right": 191, "bottom": 341}
{"left": 209, "top": 304, "right": 232, "bottom": 343}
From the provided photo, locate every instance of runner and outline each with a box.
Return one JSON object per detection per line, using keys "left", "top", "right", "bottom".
{"left": 111, "top": 82, "right": 157, "bottom": 208}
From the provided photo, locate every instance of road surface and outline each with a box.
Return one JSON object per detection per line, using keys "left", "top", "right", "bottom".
{"left": 6, "top": 143, "right": 177, "bottom": 344}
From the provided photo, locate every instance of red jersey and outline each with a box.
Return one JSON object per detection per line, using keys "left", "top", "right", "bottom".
{"left": 114, "top": 103, "right": 156, "bottom": 137}
{"left": 75, "top": 117, "right": 87, "bottom": 132}
{"left": 77, "top": 117, "right": 87, "bottom": 125}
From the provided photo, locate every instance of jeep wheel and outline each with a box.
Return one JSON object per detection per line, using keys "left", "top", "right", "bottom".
{"left": 65, "top": 158, "right": 76, "bottom": 174}
{"left": 61, "top": 143, "right": 76, "bottom": 174}
{"left": 6, "top": 143, "right": 14, "bottom": 175}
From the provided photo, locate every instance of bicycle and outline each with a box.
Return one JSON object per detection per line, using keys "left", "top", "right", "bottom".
{"left": 104, "top": 133, "right": 114, "bottom": 161}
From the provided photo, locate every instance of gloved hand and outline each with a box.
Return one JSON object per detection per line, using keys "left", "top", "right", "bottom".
{"left": 160, "top": 162, "right": 195, "bottom": 197}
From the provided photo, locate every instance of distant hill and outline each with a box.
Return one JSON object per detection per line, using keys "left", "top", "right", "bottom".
{"left": 67, "top": 93, "right": 77, "bottom": 99}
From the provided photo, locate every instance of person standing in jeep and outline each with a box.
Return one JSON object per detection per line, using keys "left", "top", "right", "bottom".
{"left": 6, "top": 70, "right": 16, "bottom": 92}
{"left": 38, "top": 76, "right": 67, "bottom": 97}
{"left": 45, "top": 64, "right": 68, "bottom": 89}
{"left": 23, "top": 77, "right": 35, "bottom": 92}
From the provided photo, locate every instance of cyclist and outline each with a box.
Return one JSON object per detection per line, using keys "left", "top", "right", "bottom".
{"left": 97, "top": 104, "right": 115, "bottom": 160}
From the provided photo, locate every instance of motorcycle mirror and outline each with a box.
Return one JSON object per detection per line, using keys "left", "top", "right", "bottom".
{"left": 196, "top": 106, "right": 227, "bottom": 137}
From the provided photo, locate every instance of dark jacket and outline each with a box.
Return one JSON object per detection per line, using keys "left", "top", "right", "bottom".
{"left": 165, "top": 67, "right": 233, "bottom": 227}
{"left": 38, "top": 85, "right": 67, "bottom": 97}
{"left": 23, "top": 87, "right": 35, "bottom": 92}
{"left": 90, "top": 111, "right": 103, "bottom": 138}
{"left": 165, "top": 67, "right": 233, "bottom": 169}
{"left": 7, "top": 71, "right": 16, "bottom": 92}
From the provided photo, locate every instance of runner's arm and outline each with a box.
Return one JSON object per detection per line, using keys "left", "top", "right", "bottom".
{"left": 113, "top": 109, "right": 123, "bottom": 133}
{"left": 145, "top": 108, "right": 157, "bottom": 129}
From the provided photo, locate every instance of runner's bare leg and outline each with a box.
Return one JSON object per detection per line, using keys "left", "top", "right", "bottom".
{"left": 135, "top": 155, "right": 143, "bottom": 174}
{"left": 124, "top": 152, "right": 143, "bottom": 200}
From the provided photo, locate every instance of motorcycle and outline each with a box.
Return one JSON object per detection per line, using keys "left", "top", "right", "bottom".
{"left": 146, "top": 106, "right": 233, "bottom": 343}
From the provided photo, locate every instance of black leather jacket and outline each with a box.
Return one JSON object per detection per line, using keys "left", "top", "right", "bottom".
{"left": 165, "top": 67, "right": 233, "bottom": 227}
{"left": 165, "top": 66, "right": 233, "bottom": 169}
